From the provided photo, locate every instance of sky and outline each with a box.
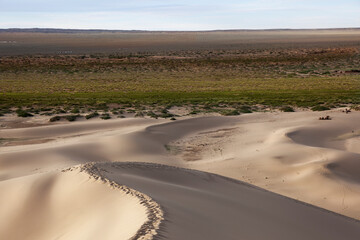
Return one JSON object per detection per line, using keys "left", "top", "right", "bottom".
{"left": 0, "top": 0, "right": 359, "bottom": 30}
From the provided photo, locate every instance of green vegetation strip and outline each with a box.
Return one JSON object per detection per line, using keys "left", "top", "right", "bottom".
{"left": 1, "top": 90, "right": 359, "bottom": 107}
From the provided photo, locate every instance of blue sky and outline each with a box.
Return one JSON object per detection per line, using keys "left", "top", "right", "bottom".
{"left": 0, "top": 0, "right": 359, "bottom": 30}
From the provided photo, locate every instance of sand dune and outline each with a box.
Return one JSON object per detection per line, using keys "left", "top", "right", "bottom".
{"left": 95, "top": 162, "right": 360, "bottom": 240}
{"left": 1, "top": 110, "right": 360, "bottom": 239}
{"left": 0, "top": 168, "right": 149, "bottom": 240}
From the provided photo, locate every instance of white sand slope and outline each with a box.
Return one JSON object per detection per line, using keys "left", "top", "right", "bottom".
{"left": 1, "top": 110, "right": 360, "bottom": 239}
{"left": 83, "top": 162, "right": 360, "bottom": 240}
{"left": 0, "top": 168, "right": 151, "bottom": 240}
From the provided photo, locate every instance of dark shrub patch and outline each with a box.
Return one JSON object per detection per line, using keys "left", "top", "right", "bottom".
{"left": 221, "top": 110, "right": 240, "bottom": 116}
{"left": 147, "top": 111, "right": 158, "bottom": 119}
{"left": 16, "top": 109, "right": 33, "bottom": 117}
{"left": 85, "top": 112, "right": 99, "bottom": 119}
{"left": 311, "top": 105, "right": 330, "bottom": 111}
{"left": 135, "top": 111, "right": 145, "bottom": 117}
{"left": 100, "top": 113, "right": 111, "bottom": 120}
{"left": 49, "top": 116, "right": 62, "bottom": 122}
{"left": 280, "top": 106, "right": 295, "bottom": 112}
{"left": 238, "top": 105, "right": 252, "bottom": 113}
{"left": 65, "top": 115, "right": 81, "bottom": 121}
{"left": 70, "top": 108, "right": 80, "bottom": 114}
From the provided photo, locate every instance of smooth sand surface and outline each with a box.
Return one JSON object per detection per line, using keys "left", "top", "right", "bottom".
{"left": 97, "top": 162, "right": 360, "bottom": 240}
{"left": 1, "top": 109, "right": 360, "bottom": 239}
{"left": 0, "top": 169, "right": 149, "bottom": 240}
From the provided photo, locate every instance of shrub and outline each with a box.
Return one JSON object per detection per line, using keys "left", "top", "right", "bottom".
{"left": 221, "top": 110, "right": 240, "bottom": 116}
{"left": 159, "top": 112, "right": 174, "bottom": 118}
{"left": 16, "top": 109, "right": 33, "bottom": 117}
{"left": 280, "top": 106, "right": 295, "bottom": 112}
{"left": 0, "top": 108, "right": 11, "bottom": 114}
{"left": 54, "top": 108, "right": 66, "bottom": 114}
{"left": 101, "top": 113, "right": 111, "bottom": 120}
{"left": 189, "top": 110, "right": 200, "bottom": 115}
{"left": 49, "top": 116, "right": 61, "bottom": 122}
{"left": 238, "top": 105, "right": 252, "bottom": 113}
{"left": 70, "top": 108, "right": 80, "bottom": 114}
{"left": 40, "top": 107, "right": 53, "bottom": 112}
{"left": 85, "top": 112, "right": 99, "bottom": 119}
{"left": 351, "top": 105, "right": 360, "bottom": 111}
{"left": 311, "top": 105, "right": 330, "bottom": 111}
{"left": 65, "top": 115, "right": 80, "bottom": 121}
{"left": 147, "top": 111, "right": 158, "bottom": 119}
{"left": 135, "top": 111, "right": 144, "bottom": 117}
{"left": 41, "top": 112, "right": 53, "bottom": 116}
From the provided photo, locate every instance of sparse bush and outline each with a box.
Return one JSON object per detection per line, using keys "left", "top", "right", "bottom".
{"left": 159, "top": 112, "right": 175, "bottom": 118}
{"left": 16, "top": 109, "right": 33, "bottom": 117}
{"left": 221, "top": 110, "right": 240, "bottom": 116}
{"left": 40, "top": 107, "right": 53, "bottom": 112}
{"left": 100, "top": 113, "right": 111, "bottom": 120}
{"left": 311, "top": 106, "right": 330, "bottom": 111}
{"left": 147, "top": 111, "right": 158, "bottom": 119}
{"left": 65, "top": 115, "right": 80, "bottom": 121}
{"left": 280, "top": 106, "right": 295, "bottom": 112}
{"left": 85, "top": 112, "right": 99, "bottom": 119}
{"left": 238, "top": 105, "right": 252, "bottom": 113}
{"left": 189, "top": 110, "right": 200, "bottom": 115}
{"left": 351, "top": 105, "right": 360, "bottom": 111}
{"left": 135, "top": 111, "right": 144, "bottom": 117}
{"left": 54, "top": 108, "right": 66, "bottom": 114}
{"left": 70, "top": 108, "right": 80, "bottom": 114}
{"left": 49, "top": 116, "right": 61, "bottom": 122}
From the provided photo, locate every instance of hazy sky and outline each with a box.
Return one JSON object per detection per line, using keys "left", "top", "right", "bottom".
{"left": 0, "top": 0, "right": 359, "bottom": 30}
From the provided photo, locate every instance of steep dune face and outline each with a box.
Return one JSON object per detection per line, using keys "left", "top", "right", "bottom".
{"left": 0, "top": 169, "right": 149, "bottom": 240}
{"left": 95, "top": 162, "right": 360, "bottom": 240}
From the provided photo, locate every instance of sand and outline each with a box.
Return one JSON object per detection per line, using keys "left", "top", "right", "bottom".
{"left": 0, "top": 169, "right": 149, "bottom": 240}
{"left": 1, "top": 109, "right": 360, "bottom": 239}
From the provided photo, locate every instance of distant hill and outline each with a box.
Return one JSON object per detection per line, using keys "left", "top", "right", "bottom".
{"left": 0, "top": 28, "right": 359, "bottom": 34}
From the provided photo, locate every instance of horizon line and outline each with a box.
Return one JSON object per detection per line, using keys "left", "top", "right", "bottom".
{"left": 1, "top": 27, "right": 360, "bottom": 33}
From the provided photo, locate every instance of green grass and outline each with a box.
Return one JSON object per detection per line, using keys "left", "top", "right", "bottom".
{"left": 1, "top": 89, "right": 359, "bottom": 108}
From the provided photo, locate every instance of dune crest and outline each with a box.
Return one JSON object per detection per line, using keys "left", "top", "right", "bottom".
{"left": 0, "top": 164, "right": 163, "bottom": 240}
{"left": 71, "top": 163, "right": 164, "bottom": 240}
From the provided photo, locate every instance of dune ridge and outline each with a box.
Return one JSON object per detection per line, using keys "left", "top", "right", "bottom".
{"left": 91, "top": 161, "right": 360, "bottom": 240}
{"left": 0, "top": 168, "right": 150, "bottom": 240}
{"left": 67, "top": 163, "right": 164, "bottom": 240}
